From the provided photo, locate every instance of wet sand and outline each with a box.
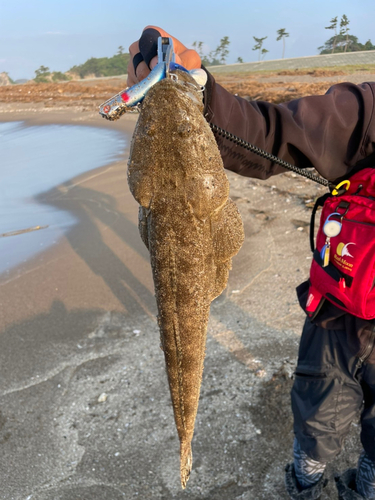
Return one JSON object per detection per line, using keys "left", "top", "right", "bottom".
{"left": 0, "top": 104, "right": 362, "bottom": 499}
{"left": 0, "top": 107, "right": 143, "bottom": 326}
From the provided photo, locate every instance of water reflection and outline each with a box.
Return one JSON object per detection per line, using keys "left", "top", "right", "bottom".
{"left": 0, "top": 122, "right": 126, "bottom": 275}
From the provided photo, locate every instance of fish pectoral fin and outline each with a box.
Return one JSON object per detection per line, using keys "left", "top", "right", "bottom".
{"left": 212, "top": 198, "right": 244, "bottom": 263}
{"left": 180, "top": 441, "right": 193, "bottom": 489}
{"left": 211, "top": 262, "right": 231, "bottom": 301}
{"left": 138, "top": 206, "right": 150, "bottom": 249}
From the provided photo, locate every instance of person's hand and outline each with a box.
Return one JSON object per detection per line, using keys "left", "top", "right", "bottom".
{"left": 127, "top": 26, "right": 201, "bottom": 87}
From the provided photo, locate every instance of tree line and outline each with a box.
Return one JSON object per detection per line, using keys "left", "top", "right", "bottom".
{"left": 319, "top": 15, "right": 375, "bottom": 54}
{"left": 29, "top": 16, "right": 375, "bottom": 83}
{"left": 33, "top": 47, "right": 130, "bottom": 82}
{"left": 191, "top": 30, "right": 289, "bottom": 66}
{"left": 193, "top": 14, "right": 375, "bottom": 66}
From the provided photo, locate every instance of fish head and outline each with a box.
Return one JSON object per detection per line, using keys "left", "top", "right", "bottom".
{"left": 129, "top": 75, "right": 228, "bottom": 217}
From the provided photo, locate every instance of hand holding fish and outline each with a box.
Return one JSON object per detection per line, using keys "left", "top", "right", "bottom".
{"left": 127, "top": 26, "right": 201, "bottom": 87}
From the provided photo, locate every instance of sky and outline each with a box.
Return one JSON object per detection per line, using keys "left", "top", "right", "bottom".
{"left": 0, "top": 0, "right": 374, "bottom": 81}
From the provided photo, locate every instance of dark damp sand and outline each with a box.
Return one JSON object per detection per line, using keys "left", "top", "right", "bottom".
{"left": 0, "top": 104, "right": 361, "bottom": 500}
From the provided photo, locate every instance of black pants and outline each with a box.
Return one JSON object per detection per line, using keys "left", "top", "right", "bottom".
{"left": 291, "top": 318, "right": 375, "bottom": 462}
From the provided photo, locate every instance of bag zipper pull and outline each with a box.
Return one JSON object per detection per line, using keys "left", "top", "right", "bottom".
{"left": 339, "top": 277, "right": 346, "bottom": 291}
{"left": 321, "top": 239, "right": 331, "bottom": 267}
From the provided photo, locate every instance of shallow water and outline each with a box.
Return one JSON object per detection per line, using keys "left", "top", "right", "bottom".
{"left": 0, "top": 122, "right": 127, "bottom": 276}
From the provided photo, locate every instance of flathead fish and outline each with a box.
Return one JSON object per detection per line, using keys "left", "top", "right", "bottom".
{"left": 127, "top": 71, "right": 244, "bottom": 488}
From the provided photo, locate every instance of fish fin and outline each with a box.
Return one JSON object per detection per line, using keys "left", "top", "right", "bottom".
{"left": 138, "top": 207, "right": 149, "bottom": 249}
{"left": 180, "top": 442, "right": 193, "bottom": 489}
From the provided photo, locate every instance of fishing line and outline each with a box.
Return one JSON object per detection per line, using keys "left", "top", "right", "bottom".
{"left": 209, "top": 122, "right": 329, "bottom": 187}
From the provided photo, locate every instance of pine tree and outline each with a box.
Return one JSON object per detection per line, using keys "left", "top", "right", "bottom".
{"left": 340, "top": 14, "right": 350, "bottom": 52}
{"left": 252, "top": 36, "right": 267, "bottom": 61}
{"left": 276, "top": 28, "right": 289, "bottom": 59}
{"left": 213, "top": 36, "right": 230, "bottom": 64}
{"left": 325, "top": 16, "right": 338, "bottom": 53}
{"left": 192, "top": 41, "right": 204, "bottom": 57}
{"left": 34, "top": 65, "right": 50, "bottom": 83}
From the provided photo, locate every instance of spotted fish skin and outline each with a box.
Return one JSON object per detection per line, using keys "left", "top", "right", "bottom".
{"left": 127, "top": 71, "right": 244, "bottom": 488}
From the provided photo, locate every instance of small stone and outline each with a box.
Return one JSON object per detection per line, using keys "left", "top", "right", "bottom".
{"left": 98, "top": 393, "right": 108, "bottom": 403}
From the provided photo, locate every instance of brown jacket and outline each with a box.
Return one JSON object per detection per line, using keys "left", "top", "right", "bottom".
{"left": 203, "top": 71, "right": 375, "bottom": 363}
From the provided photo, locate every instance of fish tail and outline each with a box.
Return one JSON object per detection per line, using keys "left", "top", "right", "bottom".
{"left": 180, "top": 441, "right": 193, "bottom": 489}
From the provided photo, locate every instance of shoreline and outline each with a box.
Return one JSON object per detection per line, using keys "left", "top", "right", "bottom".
{"left": 0, "top": 102, "right": 139, "bottom": 131}
{"left": 0, "top": 107, "right": 138, "bottom": 282}
{"left": 0, "top": 102, "right": 155, "bottom": 330}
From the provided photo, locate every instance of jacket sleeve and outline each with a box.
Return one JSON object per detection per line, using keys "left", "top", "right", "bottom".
{"left": 203, "top": 71, "right": 375, "bottom": 181}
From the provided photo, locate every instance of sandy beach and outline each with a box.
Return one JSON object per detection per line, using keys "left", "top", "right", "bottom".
{"left": 0, "top": 74, "right": 366, "bottom": 499}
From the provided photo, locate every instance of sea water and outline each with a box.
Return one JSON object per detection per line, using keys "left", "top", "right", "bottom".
{"left": 0, "top": 122, "right": 127, "bottom": 276}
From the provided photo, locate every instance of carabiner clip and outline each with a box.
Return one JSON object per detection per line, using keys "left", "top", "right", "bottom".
{"left": 331, "top": 180, "right": 350, "bottom": 196}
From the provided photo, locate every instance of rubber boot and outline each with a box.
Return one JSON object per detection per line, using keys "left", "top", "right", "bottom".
{"left": 335, "top": 469, "right": 365, "bottom": 499}
{"left": 285, "top": 463, "right": 328, "bottom": 500}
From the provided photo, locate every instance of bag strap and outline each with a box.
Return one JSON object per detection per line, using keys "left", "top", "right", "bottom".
{"left": 310, "top": 193, "right": 331, "bottom": 252}
{"left": 308, "top": 156, "right": 375, "bottom": 253}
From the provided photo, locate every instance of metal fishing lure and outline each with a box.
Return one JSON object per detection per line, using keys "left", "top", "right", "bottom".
{"left": 99, "top": 37, "right": 206, "bottom": 121}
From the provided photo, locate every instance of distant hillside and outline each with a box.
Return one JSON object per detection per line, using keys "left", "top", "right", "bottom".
{"left": 69, "top": 53, "right": 130, "bottom": 79}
